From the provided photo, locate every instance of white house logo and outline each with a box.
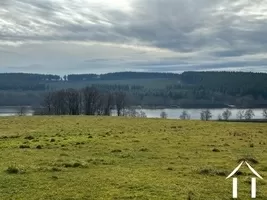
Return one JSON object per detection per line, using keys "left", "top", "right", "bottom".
{"left": 226, "top": 161, "right": 263, "bottom": 198}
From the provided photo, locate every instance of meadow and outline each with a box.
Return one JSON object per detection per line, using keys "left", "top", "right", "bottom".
{"left": 0, "top": 116, "right": 267, "bottom": 199}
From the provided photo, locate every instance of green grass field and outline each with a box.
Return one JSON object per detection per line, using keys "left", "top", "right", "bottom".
{"left": 0, "top": 116, "right": 267, "bottom": 199}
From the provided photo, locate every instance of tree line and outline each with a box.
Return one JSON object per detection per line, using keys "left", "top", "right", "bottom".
{"left": 181, "top": 71, "right": 267, "bottom": 99}
{"left": 159, "top": 109, "right": 267, "bottom": 121}
{"left": 38, "top": 87, "right": 129, "bottom": 116}
{"left": 67, "top": 72, "right": 179, "bottom": 81}
{"left": 2, "top": 71, "right": 267, "bottom": 108}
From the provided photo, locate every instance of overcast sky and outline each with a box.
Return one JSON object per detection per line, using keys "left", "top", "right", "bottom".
{"left": 1, "top": 0, "right": 267, "bottom": 75}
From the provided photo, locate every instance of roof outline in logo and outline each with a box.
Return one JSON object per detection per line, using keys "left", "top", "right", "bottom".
{"left": 226, "top": 161, "right": 263, "bottom": 179}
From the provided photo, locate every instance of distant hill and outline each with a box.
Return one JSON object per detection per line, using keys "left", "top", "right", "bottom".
{"left": 1, "top": 71, "right": 267, "bottom": 108}
{"left": 67, "top": 72, "right": 180, "bottom": 81}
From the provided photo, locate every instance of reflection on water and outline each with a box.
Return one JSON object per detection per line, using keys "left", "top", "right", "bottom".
{"left": 0, "top": 107, "right": 266, "bottom": 120}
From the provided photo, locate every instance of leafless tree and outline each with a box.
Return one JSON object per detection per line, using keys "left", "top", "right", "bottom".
{"left": 17, "top": 106, "right": 26, "bottom": 116}
{"left": 222, "top": 109, "right": 232, "bottom": 121}
{"left": 65, "top": 89, "right": 80, "bottom": 115}
{"left": 200, "top": 109, "right": 212, "bottom": 121}
{"left": 139, "top": 111, "right": 147, "bottom": 118}
{"left": 160, "top": 111, "right": 168, "bottom": 119}
{"left": 180, "top": 110, "right": 190, "bottom": 120}
{"left": 52, "top": 90, "right": 67, "bottom": 115}
{"left": 244, "top": 109, "right": 255, "bottom": 120}
{"left": 43, "top": 92, "right": 54, "bottom": 114}
{"left": 236, "top": 110, "right": 245, "bottom": 119}
{"left": 124, "top": 108, "right": 139, "bottom": 117}
{"left": 263, "top": 109, "right": 267, "bottom": 119}
{"left": 115, "top": 92, "right": 127, "bottom": 116}
{"left": 83, "top": 87, "right": 100, "bottom": 115}
{"left": 102, "top": 93, "right": 113, "bottom": 116}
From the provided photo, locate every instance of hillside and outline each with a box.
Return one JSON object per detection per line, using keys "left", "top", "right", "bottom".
{"left": 0, "top": 116, "right": 267, "bottom": 199}
{"left": 1, "top": 71, "right": 267, "bottom": 108}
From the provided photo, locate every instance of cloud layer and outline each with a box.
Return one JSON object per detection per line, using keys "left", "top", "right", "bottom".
{"left": 1, "top": 0, "right": 267, "bottom": 74}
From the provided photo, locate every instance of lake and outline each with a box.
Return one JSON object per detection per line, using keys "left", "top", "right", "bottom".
{"left": 128, "top": 108, "right": 266, "bottom": 120}
{"left": 0, "top": 107, "right": 266, "bottom": 120}
{"left": 0, "top": 106, "right": 34, "bottom": 117}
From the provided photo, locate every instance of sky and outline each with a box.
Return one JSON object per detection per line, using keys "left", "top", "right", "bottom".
{"left": 1, "top": 0, "right": 267, "bottom": 75}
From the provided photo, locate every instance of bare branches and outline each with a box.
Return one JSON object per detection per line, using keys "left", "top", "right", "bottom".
{"left": 41, "top": 87, "right": 126, "bottom": 116}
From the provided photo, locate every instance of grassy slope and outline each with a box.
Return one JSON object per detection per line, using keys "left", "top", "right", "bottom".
{"left": 0, "top": 117, "right": 267, "bottom": 200}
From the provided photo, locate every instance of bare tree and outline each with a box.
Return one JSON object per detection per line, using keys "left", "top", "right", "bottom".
{"left": 78, "top": 89, "right": 83, "bottom": 114}
{"left": 43, "top": 92, "right": 53, "bottom": 114}
{"left": 52, "top": 90, "right": 67, "bottom": 115}
{"left": 123, "top": 108, "right": 139, "bottom": 117}
{"left": 236, "top": 110, "right": 245, "bottom": 119}
{"left": 65, "top": 89, "right": 80, "bottom": 115}
{"left": 217, "top": 114, "right": 222, "bottom": 121}
{"left": 103, "top": 93, "right": 113, "bottom": 116}
{"left": 139, "top": 111, "right": 147, "bottom": 118}
{"left": 96, "top": 93, "right": 113, "bottom": 116}
{"left": 96, "top": 95, "right": 105, "bottom": 115}
{"left": 160, "top": 111, "right": 168, "bottom": 119}
{"left": 115, "top": 92, "right": 127, "bottom": 116}
{"left": 17, "top": 106, "right": 26, "bottom": 116}
{"left": 244, "top": 109, "right": 255, "bottom": 120}
{"left": 180, "top": 110, "right": 190, "bottom": 120}
{"left": 222, "top": 109, "right": 232, "bottom": 121}
{"left": 263, "top": 109, "right": 267, "bottom": 119}
{"left": 122, "top": 109, "right": 147, "bottom": 118}
{"left": 83, "top": 87, "right": 100, "bottom": 115}
{"left": 200, "top": 109, "right": 212, "bottom": 121}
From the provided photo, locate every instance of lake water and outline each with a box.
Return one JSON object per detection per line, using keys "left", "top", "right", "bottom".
{"left": 0, "top": 107, "right": 266, "bottom": 120}
{"left": 128, "top": 108, "right": 266, "bottom": 120}
{"left": 0, "top": 107, "right": 34, "bottom": 117}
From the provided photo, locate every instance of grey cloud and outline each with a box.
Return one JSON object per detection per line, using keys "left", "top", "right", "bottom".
{"left": 2, "top": 0, "right": 267, "bottom": 52}
{"left": 1, "top": 0, "right": 267, "bottom": 73}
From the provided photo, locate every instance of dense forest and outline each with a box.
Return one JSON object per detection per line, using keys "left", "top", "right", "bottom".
{"left": 67, "top": 72, "right": 180, "bottom": 81}
{"left": 1, "top": 71, "right": 267, "bottom": 108}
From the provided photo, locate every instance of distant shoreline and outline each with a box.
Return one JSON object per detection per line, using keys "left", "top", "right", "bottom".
{"left": 1, "top": 105, "right": 267, "bottom": 110}
{"left": 217, "top": 119, "right": 267, "bottom": 123}
{"left": 130, "top": 105, "right": 267, "bottom": 109}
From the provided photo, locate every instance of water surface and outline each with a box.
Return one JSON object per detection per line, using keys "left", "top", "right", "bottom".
{"left": 0, "top": 107, "right": 265, "bottom": 120}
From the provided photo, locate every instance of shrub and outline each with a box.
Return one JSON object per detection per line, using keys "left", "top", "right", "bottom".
{"left": 24, "top": 135, "right": 34, "bottom": 140}
{"left": 199, "top": 168, "right": 227, "bottom": 176}
{"left": 238, "top": 156, "right": 259, "bottom": 164}
{"left": 61, "top": 161, "right": 87, "bottom": 168}
{"left": 212, "top": 148, "right": 220, "bottom": 152}
{"left": 111, "top": 149, "right": 122, "bottom": 153}
{"left": 19, "top": 144, "right": 30, "bottom": 149}
{"left": 51, "top": 167, "right": 61, "bottom": 172}
{"left": 139, "top": 147, "right": 149, "bottom": 152}
{"left": 5, "top": 166, "right": 20, "bottom": 174}
{"left": 188, "top": 191, "right": 194, "bottom": 200}
{"left": 51, "top": 175, "right": 58, "bottom": 180}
